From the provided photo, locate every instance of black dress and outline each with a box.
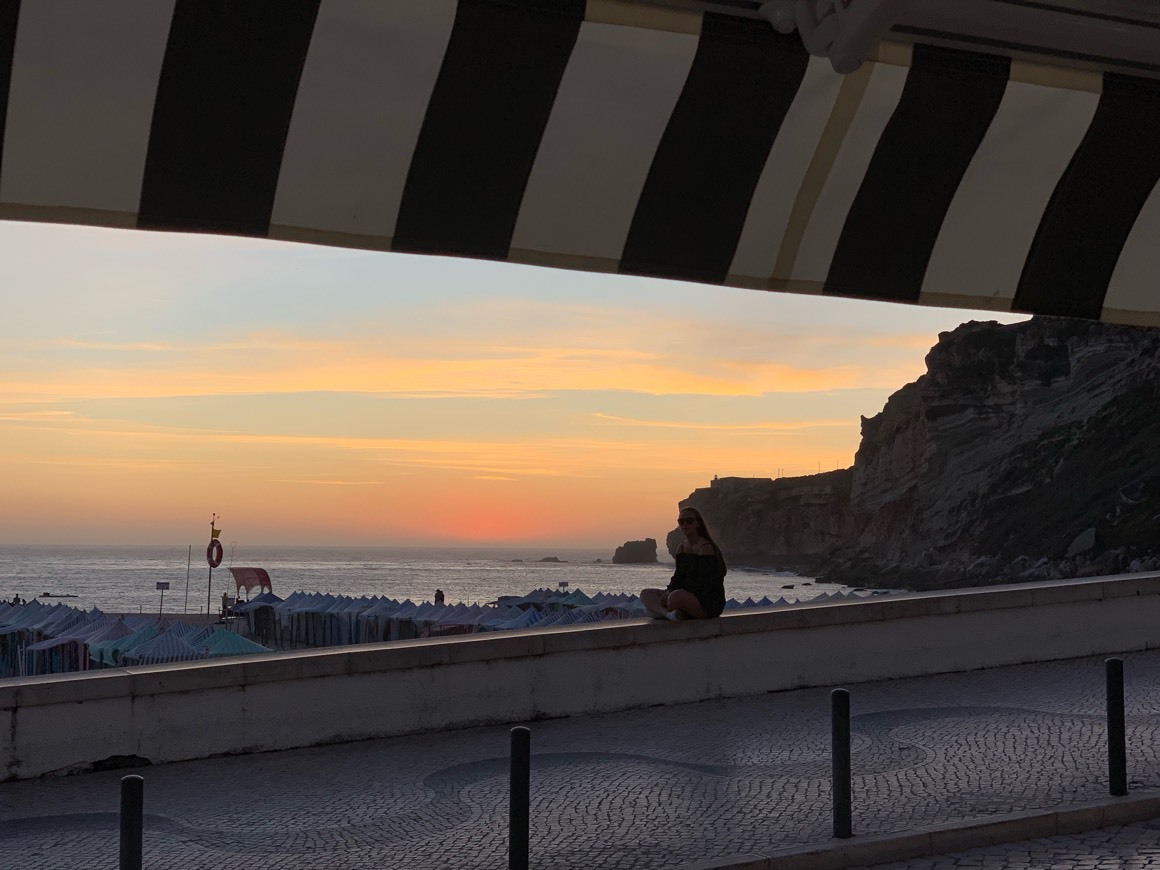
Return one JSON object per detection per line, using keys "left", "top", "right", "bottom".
{"left": 667, "top": 553, "right": 726, "bottom": 618}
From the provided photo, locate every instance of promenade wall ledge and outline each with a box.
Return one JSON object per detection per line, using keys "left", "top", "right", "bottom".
{"left": 3, "top": 572, "right": 1160, "bottom": 781}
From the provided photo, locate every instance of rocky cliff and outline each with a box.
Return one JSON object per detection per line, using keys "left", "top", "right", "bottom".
{"left": 613, "top": 538, "right": 658, "bottom": 564}
{"left": 675, "top": 317, "right": 1160, "bottom": 588}
{"left": 667, "top": 472, "right": 855, "bottom": 569}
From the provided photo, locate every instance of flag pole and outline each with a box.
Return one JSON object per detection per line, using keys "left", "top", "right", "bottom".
{"left": 206, "top": 513, "right": 220, "bottom": 619}
{"left": 184, "top": 544, "right": 192, "bottom": 614}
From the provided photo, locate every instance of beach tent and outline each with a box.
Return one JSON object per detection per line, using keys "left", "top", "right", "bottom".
{"left": 187, "top": 625, "right": 217, "bottom": 648}
{"left": 498, "top": 589, "right": 557, "bottom": 611}
{"left": 355, "top": 597, "right": 404, "bottom": 643}
{"left": 21, "top": 615, "right": 110, "bottom": 676}
{"left": 428, "top": 604, "right": 483, "bottom": 638}
{"left": 89, "top": 624, "right": 159, "bottom": 668}
{"left": 236, "top": 590, "right": 287, "bottom": 644}
{"left": 0, "top": 3, "right": 1156, "bottom": 328}
{"left": 566, "top": 607, "right": 614, "bottom": 625}
{"left": 537, "top": 608, "right": 598, "bottom": 628}
{"left": 278, "top": 593, "right": 330, "bottom": 646}
{"left": 159, "top": 620, "right": 202, "bottom": 638}
{"left": 381, "top": 600, "right": 421, "bottom": 641}
{"left": 0, "top": 602, "right": 65, "bottom": 677}
{"left": 197, "top": 629, "right": 272, "bottom": 659}
{"left": 84, "top": 618, "right": 137, "bottom": 648}
{"left": 25, "top": 604, "right": 82, "bottom": 636}
{"left": 233, "top": 590, "right": 284, "bottom": 613}
{"left": 274, "top": 593, "right": 379, "bottom": 648}
{"left": 474, "top": 606, "right": 521, "bottom": 628}
{"left": 121, "top": 631, "right": 205, "bottom": 666}
{"left": 487, "top": 609, "right": 544, "bottom": 632}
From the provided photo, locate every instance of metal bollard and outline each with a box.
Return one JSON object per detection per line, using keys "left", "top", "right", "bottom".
{"left": 832, "top": 688, "right": 852, "bottom": 838}
{"left": 510, "top": 726, "right": 531, "bottom": 870}
{"left": 1107, "top": 657, "right": 1128, "bottom": 796}
{"left": 119, "top": 774, "right": 144, "bottom": 870}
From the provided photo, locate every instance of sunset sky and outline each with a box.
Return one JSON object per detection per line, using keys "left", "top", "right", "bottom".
{"left": 1, "top": 220, "right": 1025, "bottom": 548}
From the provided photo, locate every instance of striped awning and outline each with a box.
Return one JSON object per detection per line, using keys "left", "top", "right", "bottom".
{"left": 2, "top": 1, "right": 1159, "bottom": 325}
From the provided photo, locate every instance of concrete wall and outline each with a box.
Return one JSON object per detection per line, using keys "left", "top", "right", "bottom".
{"left": 4, "top": 573, "right": 1160, "bottom": 781}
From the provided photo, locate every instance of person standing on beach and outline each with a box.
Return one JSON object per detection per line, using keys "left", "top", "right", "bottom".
{"left": 641, "top": 507, "right": 727, "bottom": 621}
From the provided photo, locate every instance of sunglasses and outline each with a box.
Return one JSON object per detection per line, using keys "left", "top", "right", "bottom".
{"left": 676, "top": 517, "right": 697, "bottom": 526}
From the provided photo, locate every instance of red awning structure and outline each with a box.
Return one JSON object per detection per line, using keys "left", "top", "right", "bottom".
{"left": 227, "top": 567, "right": 273, "bottom": 597}
{"left": 0, "top": 1, "right": 1158, "bottom": 324}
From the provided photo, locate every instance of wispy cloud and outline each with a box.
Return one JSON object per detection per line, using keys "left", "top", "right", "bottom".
{"left": 53, "top": 339, "right": 175, "bottom": 352}
{"left": 4, "top": 330, "right": 919, "bottom": 403}
{"left": 592, "top": 413, "right": 851, "bottom": 431}
{"left": 273, "top": 479, "right": 383, "bottom": 486}
{"left": 0, "top": 409, "right": 73, "bottom": 421}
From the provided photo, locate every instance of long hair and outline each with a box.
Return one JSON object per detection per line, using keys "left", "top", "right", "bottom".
{"left": 680, "top": 507, "right": 728, "bottom": 578}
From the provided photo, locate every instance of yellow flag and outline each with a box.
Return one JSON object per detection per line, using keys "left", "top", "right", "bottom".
{"left": 211, "top": 527, "right": 221, "bottom": 539}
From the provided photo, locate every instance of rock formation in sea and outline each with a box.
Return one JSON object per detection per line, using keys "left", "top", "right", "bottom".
{"left": 673, "top": 317, "right": 1160, "bottom": 589}
{"left": 613, "top": 539, "right": 658, "bottom": 564}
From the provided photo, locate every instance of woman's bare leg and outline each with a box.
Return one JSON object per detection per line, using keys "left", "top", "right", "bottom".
{"left": 665, "top": 589, "right": 707, "bottom": 620}
{"left": 640, "top": 588, "right": 670, "bottom": 619}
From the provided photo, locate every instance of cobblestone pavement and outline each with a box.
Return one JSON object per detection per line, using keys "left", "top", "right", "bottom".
{"left": 5, "top": 650, "right": 1160, "bottom": 869}
{"left": 855, "top": 819, "right": 1160, "bottom": 868}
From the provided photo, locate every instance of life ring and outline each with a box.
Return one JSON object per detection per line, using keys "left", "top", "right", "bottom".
{"left": 207, "top": 539, "right": 224, "bottom": 569}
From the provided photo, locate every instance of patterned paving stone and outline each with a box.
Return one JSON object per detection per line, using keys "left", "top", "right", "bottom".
{"left": 5, "top": 650, "right": 1160, "bottom": 868}
{"left": 853, "top": 819, "right": 1160, "bottom": 869}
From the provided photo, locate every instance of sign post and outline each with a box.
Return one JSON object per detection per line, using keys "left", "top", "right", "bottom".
{"left": 155, "top": 581, "right": 169, "bottom": 615}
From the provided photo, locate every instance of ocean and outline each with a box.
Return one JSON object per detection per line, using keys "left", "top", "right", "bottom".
{"left": 0, "top": 545, "right": 856, "bottom": 616}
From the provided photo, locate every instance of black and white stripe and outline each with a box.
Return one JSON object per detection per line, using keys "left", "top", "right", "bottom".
{"left": 138, "top": 0, "right": 320, "bottom": 236}
{"left": 1, "top": 0, "right": 172, "bottom": 221}
{"left": 919, "top": 74, "right": 1099, "bottom": 307}
{"left": 0, "top": 0, "right": 1155, "bottom": 326}
{"left": 271, "top": 1, "right": 459, "bottom": 245}
{"left": 0, "top": 0, "right": 21, "bottom": 189}
{"left": 1015, "top": 74, "right": 1160, "bottom": 319}
{"left": 824, "top": 45, "right": 1010, "bottom": 302}
{"left": 392, "top": 0, "right": 585, "bottom": 258}
{"left": 509, "top": 13, "right": 699, "bottom": 270}
{"left": 618, "top": 14, "right": 810, "bottom": 284}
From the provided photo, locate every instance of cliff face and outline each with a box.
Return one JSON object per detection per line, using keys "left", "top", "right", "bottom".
{"left": 677, "top": 317, "right": 1160, "bottom": 587}
{"left": 669, "top": 471, "right": 855, "bottom": 568}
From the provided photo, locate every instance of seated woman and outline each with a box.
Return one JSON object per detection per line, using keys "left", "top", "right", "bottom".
{"left": 641, "top": 507, "right": 727, "bottom": 620}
